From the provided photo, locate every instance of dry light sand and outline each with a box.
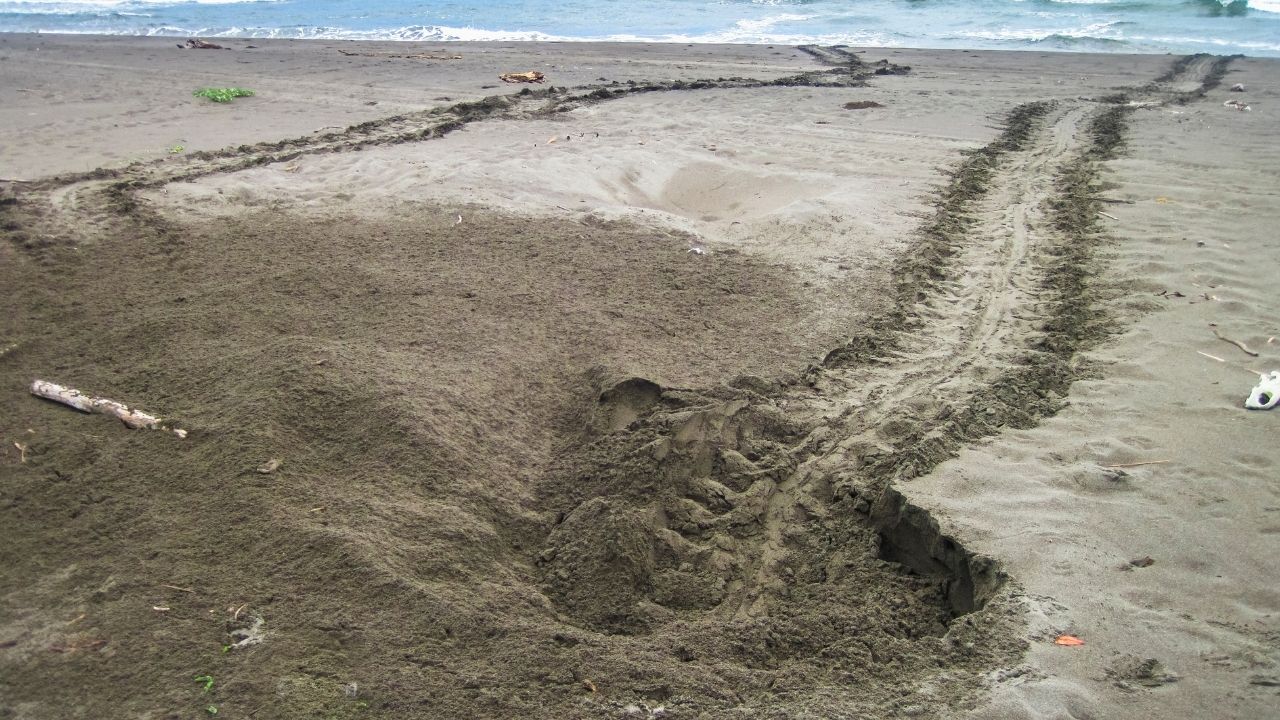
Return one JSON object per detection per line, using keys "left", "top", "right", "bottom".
{"left": 0, "top": 35, "right": 1277, "bottom": 719}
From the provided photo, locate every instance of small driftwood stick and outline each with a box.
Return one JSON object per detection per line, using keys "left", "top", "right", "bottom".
{"left": 30, "top": 380, "right": 187, "bottom": 437}
{"left": 1097, "top": 211, "right": 1119, "bottom": 221}
{"left": 1212, "top": 329, "right": 1260, "bottom": 357}
{"left": 1101, "top": 460, "right": 1170, "bottom": 469}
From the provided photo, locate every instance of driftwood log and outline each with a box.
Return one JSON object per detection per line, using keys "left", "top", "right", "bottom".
{"left": 30, "top": 380, "right": 187, "bottom": 437}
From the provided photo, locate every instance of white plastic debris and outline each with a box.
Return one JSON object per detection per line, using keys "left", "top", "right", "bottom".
{"left": 1245, "top": 371, "right": 1280, "bottom": 410}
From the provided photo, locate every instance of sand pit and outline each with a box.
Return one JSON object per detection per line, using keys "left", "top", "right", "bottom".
{"left": 1, "top": 37, "right": 1277, "bottom": 720}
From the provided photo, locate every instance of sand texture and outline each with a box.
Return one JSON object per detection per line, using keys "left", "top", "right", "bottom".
{"left": 1, "top": 36, "right": 1277, "bottom": 719}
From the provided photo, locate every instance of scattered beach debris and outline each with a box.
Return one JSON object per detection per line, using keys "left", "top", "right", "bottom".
{"left": 1230, "top": 83, "right": 1246, "bottom": 92}
{"left": 1212, "top": 328, "right": 1260, "bottom": 357}
{"left": 621, "top": 704, "right": 668, "bottom": 718}
{"left": 1097, "top": 211, "right": 1119, "bottom": 221}
{"left": 193, "top": 87, "right": 255, "bottom": 104}
{"left": 1223, "top": 99, "right": 1251, "bottom": 112}
{"left": 581, "top": 679, "right": 598, "bottom": 693}
{"left": 687, "top": 246, "right": 707, "bottom": 255}
{"left": 1245, "top": 371, "right": 1280, "bottom": 410}
{"left": 153, "top": 605, "right": 171, "bottom": 612}
{"left": 181, "top": 39, "right": 227, "bottom": 50}
{"left": 256, "top": 458, "right": 282, "bottom": 474}
{"left": 843, "top": 100, "right": 884, "bottom": 110}
{"left": 195, "top": 675, "right": 215, "bottom": 693}
{"left": 1127, "top": 556, "right": 1156, "bottom": 569}
{"left": 500, "top": 71, "right": 545, "bottom": 84}
{"left": 1054, "top": 635, "right": 1085, "bottom": 646}
{"left": 226, "top": 615, "right": 266, "bottom": 650}
{"left": 12, "top": 441, "right": 27, "bottom": 463}
{"left": 337, "top": 49, "right": 461, "bottom": 60}
{"left": 30, "top": 380, "right": 187, "bottom": 437}
{"left": 161, "top": 584, "right": 195, "bottom": 594}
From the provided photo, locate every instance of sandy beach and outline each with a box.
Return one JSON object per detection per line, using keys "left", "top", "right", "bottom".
{"left": 1, "top": 35, "right": 1277, "bottom": 719}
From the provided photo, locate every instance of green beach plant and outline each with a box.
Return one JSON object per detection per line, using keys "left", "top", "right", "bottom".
{"left": 193, "top": 87, "right": 255, "bottom": 103}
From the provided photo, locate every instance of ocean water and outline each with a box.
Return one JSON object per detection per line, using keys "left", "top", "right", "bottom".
{"left": 1, "top": 0, "right": 1278, "bottom": 56}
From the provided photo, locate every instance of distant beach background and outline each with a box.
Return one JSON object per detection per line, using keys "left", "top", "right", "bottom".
{"left": 1, "top": 0, "right": 1278, "bottom": 56}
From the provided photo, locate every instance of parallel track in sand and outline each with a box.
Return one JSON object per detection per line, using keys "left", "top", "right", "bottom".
{"left": 706, "top": 54, "right": 1238, "bottom": 621}
{"left": 532, "top": 50, "right": 1236, "bottom": 712}
{"left": 0, "top": 49, "right": 1237, "bottom": 718}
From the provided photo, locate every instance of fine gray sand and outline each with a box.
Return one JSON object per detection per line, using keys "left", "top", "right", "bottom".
{"left": 1, "top": 35, "right": 1277, "bottom": 719}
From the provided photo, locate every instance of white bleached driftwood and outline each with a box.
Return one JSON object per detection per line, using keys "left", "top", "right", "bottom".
{"left": 30, "top": 380, "right": 187, "bottom": 437}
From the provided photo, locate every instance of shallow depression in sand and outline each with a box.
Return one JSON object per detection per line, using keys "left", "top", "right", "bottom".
{"left": 148, "top": 87, "right": 953, "bottom": 275}
{"left": 0, "top": 198, "right": 1019, "bottom": 717}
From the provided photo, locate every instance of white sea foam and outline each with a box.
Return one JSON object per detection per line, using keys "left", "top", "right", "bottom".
{"left": 4, "top": 0, "right": 1276, "bottom": 57}
{"left": 2, "top": 0, "right": 277, "bottom": 5}
{"left": 602, "top": 29, "right": 901, "bottom": 46}
{"left": 949, "top": 21, "right": 1123, "bottom": 42}
{"left": 1129, "top": 33, "right": 1280, "bottom": 52}
{"left": 37, "top": 20, "right": 901, "bottom": 48}
{"left": 731, "top": 13, "right": 814, "bottom": 34}
{"left": 136, "top": 23, "right": 571, "bottom": 42}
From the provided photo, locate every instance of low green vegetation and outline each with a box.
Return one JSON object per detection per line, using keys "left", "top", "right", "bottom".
{"left": 193, "top": 87, "right": 255, "bottom": 103}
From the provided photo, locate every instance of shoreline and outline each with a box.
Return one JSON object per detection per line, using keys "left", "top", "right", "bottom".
{"left": 2, "top": 36, "right": 1277, "bottom": 719}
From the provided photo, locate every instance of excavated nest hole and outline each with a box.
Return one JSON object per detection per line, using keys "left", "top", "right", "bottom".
{"left": 871, "top": 487, "right": 1005, "bottom": 616}
{"left": 536, "top": 374, "right": 1007, "bottom": 645}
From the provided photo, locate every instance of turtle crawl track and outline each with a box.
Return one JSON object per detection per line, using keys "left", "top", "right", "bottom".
{"left": 0, "top": 50, "right": 1235, "bottom": 718}
{"left": 530, "top": 52, "right": 1235, "bottom": 713}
